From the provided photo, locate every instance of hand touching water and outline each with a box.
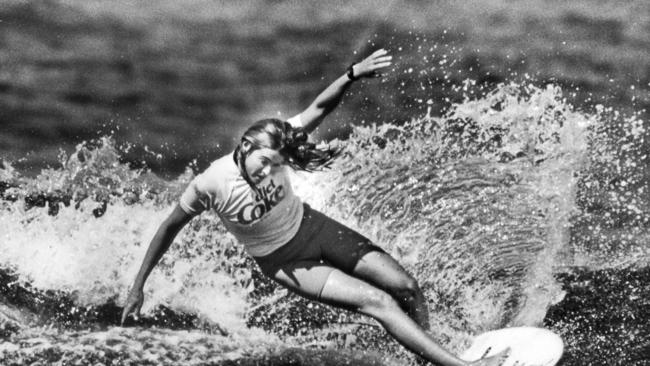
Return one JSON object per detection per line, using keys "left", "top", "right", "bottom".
{"left": 350, "top": 48, "right": 393, "bottom": 79}
{"left": 120, "top": 286, "right": 144, "bottom": 325}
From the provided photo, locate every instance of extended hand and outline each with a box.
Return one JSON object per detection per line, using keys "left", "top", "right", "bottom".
{"left": 120, "top": 287, "right": 144, "bottom": 326}
{"left": 352, "top": 49, "right": 393, "bottom": 79}
{"left": 469, "top": 348, "right": 511, "bottom": 366}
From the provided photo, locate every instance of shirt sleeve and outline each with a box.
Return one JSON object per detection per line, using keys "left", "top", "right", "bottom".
{"left": 287, "top": 114, "right": 303, "bottom": 128}
{"left": 179, "top": 176, "right": 212, "bottom": 215}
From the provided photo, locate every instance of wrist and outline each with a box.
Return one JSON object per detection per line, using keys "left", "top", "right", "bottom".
{"left": 346, "top": 62, "right": 359, "bottom": 81}
{"left": 131, "top": 279, "right": 145, "bottom": 290}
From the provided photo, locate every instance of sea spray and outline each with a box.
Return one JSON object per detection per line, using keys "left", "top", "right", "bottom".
{"left": 541, "top": 103, "right": 650, "bottom": 365}
{"left": 0, "top": 81, "right": 640, "bottom": 365}
{"left": 289, "top": 82, "right": 593, "bottom": 357}
{"left": 570, "top": 106, "right": 650, "bottom": 270}
{"left": 0, "top": 141, "right": 289, "bottom": 364}
{"left": 0, "top": 138, "right": 258, "bottom": 333}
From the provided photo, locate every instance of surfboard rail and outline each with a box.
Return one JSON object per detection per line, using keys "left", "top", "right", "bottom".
{"left": 461, "top": 326, "right": 563, "bottom": 366}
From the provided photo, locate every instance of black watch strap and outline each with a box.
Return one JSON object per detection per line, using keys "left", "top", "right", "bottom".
{"left": 347, "top": 63, "right": 359, "bottom": 81}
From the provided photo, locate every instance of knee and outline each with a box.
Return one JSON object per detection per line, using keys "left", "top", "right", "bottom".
{"left": 360, "top": 289, "right": 401, "bottom": 318}
{"left": 392, "top": 276, "right": 422, "bottom": 304}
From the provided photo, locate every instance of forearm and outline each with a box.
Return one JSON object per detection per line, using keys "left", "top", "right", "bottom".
{"left": 301, "top": 73, "right": 353, "bottom": 133}
{"left": 298, "top": 49, "right": 391, "bottom": 133}
{"left": 313, "top": 73, "right": 353, "bottom": 110}
{"left": 131, "top": 222, "right": 181, "bottom": 289}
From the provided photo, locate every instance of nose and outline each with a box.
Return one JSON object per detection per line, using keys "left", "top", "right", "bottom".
{"left": 261, "top": 165, "right": 272, "bottom": 177}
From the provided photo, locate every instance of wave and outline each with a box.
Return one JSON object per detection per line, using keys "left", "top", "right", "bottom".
{"left": 1, "top": 81, "right": 648, "bottom": 365}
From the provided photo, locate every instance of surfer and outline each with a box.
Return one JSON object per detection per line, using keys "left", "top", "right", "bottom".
{"left": 121, "top": 49, "right": 508, "bottom": 366}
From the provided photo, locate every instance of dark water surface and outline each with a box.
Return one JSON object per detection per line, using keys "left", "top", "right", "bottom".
{"left": 546, "top": 267, "right": 650, "bottom": 366}
{"left": 1, "top": 0, "right": 648, "bottom": 176}
{"left": 1, "top": 1, "right": 649, "bottom": 365}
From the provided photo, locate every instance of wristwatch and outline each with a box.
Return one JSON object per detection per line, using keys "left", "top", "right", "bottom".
{"left": 347, "top": 63, "right": 359, "bottom": 81}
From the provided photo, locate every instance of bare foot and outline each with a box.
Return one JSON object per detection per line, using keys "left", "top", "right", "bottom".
{"left": 469, "top": 347, "right": 511, "bottom": 366}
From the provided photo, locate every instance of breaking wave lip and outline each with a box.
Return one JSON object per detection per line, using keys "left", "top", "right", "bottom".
{"left": 1, "top": 80, "right": 648, "bottom": 365}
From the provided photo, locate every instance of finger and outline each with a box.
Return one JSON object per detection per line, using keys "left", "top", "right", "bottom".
{"left": 369, "top": 55, "right": 391, "bottom": 64}
{"left": 371, "top": 62, "right": 392, "bottom": 71}
{"left": 373, "top": 61, "right": 392, "bottom": 68}
{"left": 373, "top": 56, "right": 393, "bottom": 63}
{"left": 134, "top": 303, "right": 142, "bottom": 319}
{"left": 370, "top": 53, "right": 390, "bottom": 62}
{"left": 120, "top": 306, "right": 131, "bottom": 326}
{"left": 371, "top": 48, "right": 388, "bottom": 56}
{"left": 121, "top": 300, "right": 141, "bottom": 326}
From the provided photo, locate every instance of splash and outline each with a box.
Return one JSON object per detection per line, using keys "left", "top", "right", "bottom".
{"left": 0, "top": 138, "right": 253, "bottom": 333}
{"left": 570, "top": 106, "right": 650, "bottom": 270}
{"left": 292, "top": 82, "right": 593, "bottom": 355}
{"left": 1, "top": 81, "right": 647, "bottom": 364}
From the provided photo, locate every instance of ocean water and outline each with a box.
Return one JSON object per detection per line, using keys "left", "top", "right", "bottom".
{"left": 1, "top": 81, "right": 648, "bottom": 365}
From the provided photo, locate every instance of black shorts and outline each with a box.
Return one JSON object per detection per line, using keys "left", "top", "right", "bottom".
{"left": 252, "top": 204, "right": 384, "bottom": 299}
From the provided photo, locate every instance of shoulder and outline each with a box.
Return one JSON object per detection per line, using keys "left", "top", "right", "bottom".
{"left": 286, "top": 114, "right": 302, "bottom": 128}
{"left": 193, "top": 152, "right": 239, "bottom": 193}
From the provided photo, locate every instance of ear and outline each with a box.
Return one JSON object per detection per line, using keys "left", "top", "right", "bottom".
{"left": 241, "top": 139, "right": 252, "bottom": 152}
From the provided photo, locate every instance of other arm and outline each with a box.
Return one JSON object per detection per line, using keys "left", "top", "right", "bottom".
{"left": 120, "top": 204, "right": 195, "bottom": 325}
{"left": 295, "top": 49, "right": 392, "bottom": 133}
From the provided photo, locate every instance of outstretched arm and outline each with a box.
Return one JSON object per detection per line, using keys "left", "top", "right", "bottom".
{"left": 295, "top": 49, "right": 392, "bottom": 133}
{"left": 121, "top": 204, "right": 195, "bottom": 325}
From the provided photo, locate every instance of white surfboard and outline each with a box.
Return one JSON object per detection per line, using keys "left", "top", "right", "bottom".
{"left": 461, "top": 327, "right": 563, "bottom": 366}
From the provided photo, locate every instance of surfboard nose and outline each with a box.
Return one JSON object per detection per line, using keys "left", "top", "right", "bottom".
{"left": 461, "top": 327, "right": 564, "bottom": 366}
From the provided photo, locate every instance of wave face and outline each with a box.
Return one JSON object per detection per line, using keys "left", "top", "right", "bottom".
{"left": 1, "top": 81, "right": 648, "bottom": 365}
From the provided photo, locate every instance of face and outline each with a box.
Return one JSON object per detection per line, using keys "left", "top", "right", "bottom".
{"left": 243, "top": 146, "right": 285, "bottom": 184}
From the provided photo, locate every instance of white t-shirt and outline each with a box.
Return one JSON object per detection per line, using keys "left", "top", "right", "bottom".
{"left": 179, "top": 116, "right": 304, "bottom": 257}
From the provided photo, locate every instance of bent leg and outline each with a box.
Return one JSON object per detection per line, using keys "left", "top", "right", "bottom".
{"left": 265, "top": 260, "right": 336, "bottom": 301}
{"left": 266, "top": 261, "right": 464, "bottom": 366}
{"left": 319, "top": 268, "right": 465, "bottom": 366}
{"left": 315, "top": 217, "right": 430, "bottom": 329}
{"left": 351, "top": 251, "right": 430, "bottom": 330}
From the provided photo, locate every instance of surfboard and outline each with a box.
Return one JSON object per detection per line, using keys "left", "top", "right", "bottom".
{"left": 461, "top": 327, "right": 563, "bottom": 366}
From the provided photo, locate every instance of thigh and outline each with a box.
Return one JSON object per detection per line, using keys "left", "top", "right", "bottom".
{"left": 319, "top": 268, "right": 389, "bottom": 312}
{"left": 314, "top": 212, "right": 384, "bottom": 273}
{"left": 274, "top": 264, "right": 391, "bottom": 313}
{"left": 352, "top": 250, "right": 419, "bottom": 294}
{"left": 266, "top": 260, "right": 336, "bottom": 301}
{"left": 314, "top": 213, "right": 415, "bottom": 291}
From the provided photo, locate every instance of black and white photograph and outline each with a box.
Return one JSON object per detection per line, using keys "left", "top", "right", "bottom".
{"left": 1, "top": 1, "right": 648, "bottom": 365}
